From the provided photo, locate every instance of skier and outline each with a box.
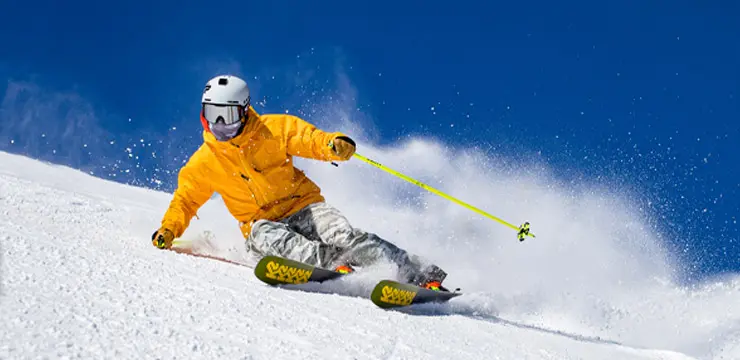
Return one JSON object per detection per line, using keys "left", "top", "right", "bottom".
{"left": 151, "top": 74, "right": 448, "bottom": 291}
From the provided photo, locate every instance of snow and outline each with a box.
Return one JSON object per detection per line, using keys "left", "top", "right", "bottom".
{"left": 0, "top": 149, "right": 736, "bottom": 359}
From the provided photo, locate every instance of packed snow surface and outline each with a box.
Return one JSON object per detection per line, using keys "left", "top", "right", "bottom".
{"left": 0, "top": 148, "right": 737, "bottom": 359}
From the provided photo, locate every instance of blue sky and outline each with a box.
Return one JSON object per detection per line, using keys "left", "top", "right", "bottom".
{"left": 1, "top": 0, "right": 738, "bottom": 279}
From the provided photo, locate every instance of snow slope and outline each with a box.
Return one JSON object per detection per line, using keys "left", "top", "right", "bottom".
{"left": 0, "top": 148, "right": 735, "bottom": 360}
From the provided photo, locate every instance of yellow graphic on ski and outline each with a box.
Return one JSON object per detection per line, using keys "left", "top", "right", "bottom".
{"left": 370, "top": 280, "right": 461, "bottom": 309}
{"left": 254, "top": 255, "right": 345, "bottom": 286}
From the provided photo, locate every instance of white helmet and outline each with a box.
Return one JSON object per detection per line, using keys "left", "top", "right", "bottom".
{"left": 202, "top": 75, "right": 251, "bottom": 106}
{"left": 200, "top": 75, "right": 252, "bottom": 141}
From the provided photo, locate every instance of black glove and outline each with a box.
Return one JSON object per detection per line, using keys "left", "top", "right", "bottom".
{"left": 151, "top": 228, "right": 175, "bottom": 249}
{"left": 330, "top": 136, "right": 356, "bottom": 160}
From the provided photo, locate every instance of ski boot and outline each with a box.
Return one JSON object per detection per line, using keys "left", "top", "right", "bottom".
{"left": 422, "top": 280, "right": 449, "bottom": 292}
{"left": 414, "top": 265, "right": 449, "bottom": 292}
{"left": 334, "top": 264, "right": 355, "bottom": 274}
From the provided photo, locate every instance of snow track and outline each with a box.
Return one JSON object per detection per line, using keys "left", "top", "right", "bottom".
{"left": 0, "top": 152, "right": 701, "bottom": 359}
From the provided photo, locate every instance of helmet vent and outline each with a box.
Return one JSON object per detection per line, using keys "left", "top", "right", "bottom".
{"left": 218, "top": 78, "right": 229, "bottom": 85}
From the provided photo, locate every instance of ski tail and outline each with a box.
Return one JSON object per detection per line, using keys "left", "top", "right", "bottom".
{"left": 254, "top": 255, "right": 345, "bottom": 286}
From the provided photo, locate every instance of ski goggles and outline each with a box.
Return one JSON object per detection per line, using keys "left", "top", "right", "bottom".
{"left": 201, "top": 104, "right": 245, "bottom": 125}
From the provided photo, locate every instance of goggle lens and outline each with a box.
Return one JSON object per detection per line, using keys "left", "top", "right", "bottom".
{"left": 202, "top": 104, "right": 244, "bottom": 125}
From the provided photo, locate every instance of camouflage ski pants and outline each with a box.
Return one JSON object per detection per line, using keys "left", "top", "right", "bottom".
{"left": 246, "top": 202, "right": 447, "bottom": 285}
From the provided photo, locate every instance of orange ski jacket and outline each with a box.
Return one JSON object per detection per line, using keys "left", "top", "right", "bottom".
{"left": 160, "top": 106, "right": 351, "bottom": 238}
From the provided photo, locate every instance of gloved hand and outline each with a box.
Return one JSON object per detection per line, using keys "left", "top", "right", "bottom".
{"left": 151, "top": 228, "right": 175, "bottom": 249}
{"left": 330, "top": 136, "right": 356, "bottom": 160}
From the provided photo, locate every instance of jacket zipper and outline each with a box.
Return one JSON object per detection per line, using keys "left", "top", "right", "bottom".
{"left": 234, "top": 145, "right": 264, "bottom": 207}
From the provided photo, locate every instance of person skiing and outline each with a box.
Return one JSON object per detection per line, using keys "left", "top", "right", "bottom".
{"left": 151, "top": 74, "right": 448, "bottom": 291}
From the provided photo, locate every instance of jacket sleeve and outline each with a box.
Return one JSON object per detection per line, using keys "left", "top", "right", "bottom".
{"left": 282, "top": 115, "right": 349, "bottom": 161}
{"left": 160, "top": 145, "right": 215, "bottom": 237}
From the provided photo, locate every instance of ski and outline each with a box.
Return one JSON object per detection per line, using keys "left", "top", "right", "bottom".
{"left": 253, "top": 256, "right": 462, "bottom": 309}
{"left": 253, "top": 255, "right": 346, "bottom": 286}
{"left": 370, "top": 279, "right": 462, "bottom": 309}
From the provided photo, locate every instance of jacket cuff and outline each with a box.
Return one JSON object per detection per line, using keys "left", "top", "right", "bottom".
{"left": 161, "top": 222, "right": 182, "bottom": 238}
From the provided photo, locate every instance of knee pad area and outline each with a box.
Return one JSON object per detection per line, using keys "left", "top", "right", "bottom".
{"left": 249, "top": 219, "right": 271, "bottom": 238}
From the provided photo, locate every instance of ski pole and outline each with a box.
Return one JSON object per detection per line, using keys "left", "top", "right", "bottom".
{"left": 172, "top": 239, "right": 190, "bottom": 247}
{"left": 351, "top": 152, "right": 535, "bottom": 241}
